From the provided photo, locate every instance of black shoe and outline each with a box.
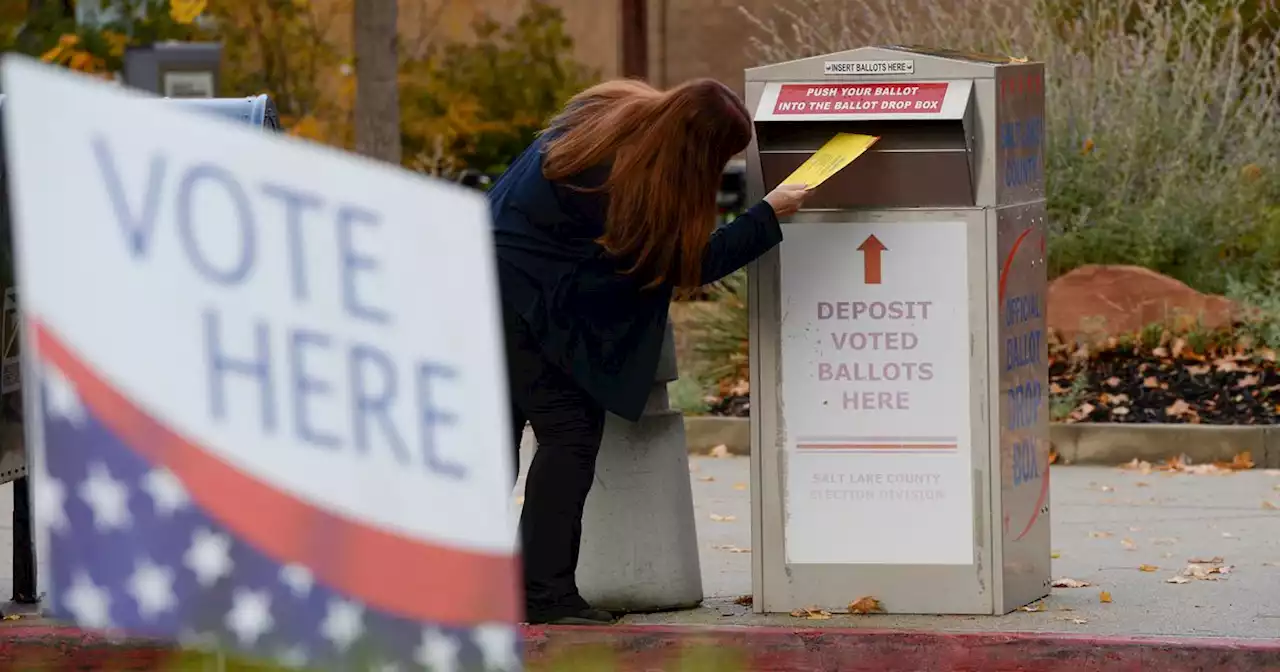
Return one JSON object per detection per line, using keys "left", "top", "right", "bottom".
{"left": 527, "top": 607, "right": 615, "bottom": 625}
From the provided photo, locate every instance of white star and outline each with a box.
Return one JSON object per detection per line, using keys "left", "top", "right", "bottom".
{"left": 320, "top": 598, "right": 365, "bottom": 652}
{"left": 34, "top": 468, "right": 68, "bottom": 534}
{"left": 279, "top": 563, "right": 313, "bottom": 598}
{"left": 184, "top": 528, "right": 233, "bottom": 588}
{"left": 276, "top": 645, "right": 309, "bottom": 668}
{"left": 62, "top": 570, "right": 112, "bottom": 629}
{"left": 42, "top": 364, "right": 85, "bottom": 426}
{"left": 126, "top": 556, "right": 177, "bottom": 620}
{"left": 78, "top": 462, "right": 131, "bottom": 532}
{"left": 140, "top": 468, "right": 188, "bottom": 517}
{"left": 473, "top": 624, "right": 519, "bottom": 671}
{"left": 415, "top": 628, "right": 460, "bottom": 672}
{"left": 225, "top": 587, "right": 273, "bottom": 647}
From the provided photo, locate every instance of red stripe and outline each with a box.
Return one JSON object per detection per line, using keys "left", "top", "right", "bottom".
{"left": 796, "top": 444, "right": 957, "bottom": 450}
{"left": 1014, "top": 466, "right": 1051, "bottom": 542}
{"left": 33, "top": 321, "right": 521, "bottom": 626}
{"left": 997, "top": 227, "right": 1033, "bottom": 303}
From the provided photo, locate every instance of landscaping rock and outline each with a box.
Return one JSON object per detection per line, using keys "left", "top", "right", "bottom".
{"left": 1047, "top": 265, "right": 1237, "bottom": 342}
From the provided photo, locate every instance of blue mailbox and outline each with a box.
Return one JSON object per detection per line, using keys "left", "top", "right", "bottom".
{"left": 162, "top": 94, "right": 283, "bottom": 131}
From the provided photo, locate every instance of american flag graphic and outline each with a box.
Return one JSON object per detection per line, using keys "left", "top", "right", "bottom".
{"left": 32, "top": 322, "right": 522, "bottom": 672}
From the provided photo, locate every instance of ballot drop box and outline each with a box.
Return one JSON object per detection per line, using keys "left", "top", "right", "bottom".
{"left": 745, "top": 46, "right": 1049, "bottom": 615}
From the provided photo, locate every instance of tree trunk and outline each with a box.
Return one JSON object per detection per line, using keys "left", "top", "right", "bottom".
{"left": 353, "top": 0, "right": 401, "bottom": 164}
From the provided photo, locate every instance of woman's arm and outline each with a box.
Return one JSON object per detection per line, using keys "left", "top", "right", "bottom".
{"left": 698, "top": 201, "right": 784, "bottom": 285}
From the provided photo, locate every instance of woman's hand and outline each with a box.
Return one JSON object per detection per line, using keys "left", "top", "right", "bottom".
{"left": 764, "top": 184, "right": 810, "bottom": 218}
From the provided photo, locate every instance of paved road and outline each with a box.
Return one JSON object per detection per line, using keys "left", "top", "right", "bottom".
{"left": 520, "top": 453, "right": 1280, "bottom": 639}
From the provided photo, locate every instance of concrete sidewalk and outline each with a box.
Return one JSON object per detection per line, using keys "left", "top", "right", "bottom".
{"left": 626, "top": 456, "right": 1280, "bottom": 640}
{"left": 520, "top": 457, "right": 1280, "bottom": 670}
{"left": 3, "top": 460, "right": 1280, "bottom": 669}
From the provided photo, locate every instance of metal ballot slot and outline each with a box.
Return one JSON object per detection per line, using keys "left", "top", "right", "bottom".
{"left": 745, "top": 46, "right": 1049, "bottom": 616}
{"left": 754, "top": 81, "right": 976, "bottom": 208}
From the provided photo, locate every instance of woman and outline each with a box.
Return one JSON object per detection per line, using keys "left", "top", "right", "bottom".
{"left": 488, "top": 77, "right": 809, "bottom": 625}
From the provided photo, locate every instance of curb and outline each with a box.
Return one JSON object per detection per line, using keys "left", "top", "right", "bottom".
{"left": 524, "top": 624, "right": 1280, "bottom": 672}
{"left": 683, "top": 417, "right": 1280, "bottom": 467}
{"left": 6, "top": 623, "right": 1279, "bottom": 671}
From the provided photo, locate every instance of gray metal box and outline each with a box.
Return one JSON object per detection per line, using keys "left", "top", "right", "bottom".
{"left": 745, "top": 45, "right": 1049, "bottom": 615}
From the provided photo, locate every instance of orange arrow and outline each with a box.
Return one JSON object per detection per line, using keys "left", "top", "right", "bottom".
{"left": 857, "top": 234, "right": 887, "bottom": 284}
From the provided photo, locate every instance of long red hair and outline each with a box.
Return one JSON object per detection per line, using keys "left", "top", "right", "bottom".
{"left": 541, "top": 78, "right": 753, "bottom": 289}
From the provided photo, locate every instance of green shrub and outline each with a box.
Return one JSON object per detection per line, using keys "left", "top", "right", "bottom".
{"left": 683, "top": 270, "right": 750, "bottom": 392}
{"left": 741, "top": 0, "right": 1280, "bottom": 295}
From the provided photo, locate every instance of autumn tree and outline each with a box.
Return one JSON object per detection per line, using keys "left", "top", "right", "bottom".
{"left": 400, "top": 0, "right": 597, "bottom": 176}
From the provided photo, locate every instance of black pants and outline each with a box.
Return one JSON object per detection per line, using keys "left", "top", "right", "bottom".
{"left": 502, "top": 308, "right": 606, "bottom": 622}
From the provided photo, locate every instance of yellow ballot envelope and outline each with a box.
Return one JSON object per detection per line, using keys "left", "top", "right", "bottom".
{"left": 782, "top": 133, "right": 879, "bottom": 190}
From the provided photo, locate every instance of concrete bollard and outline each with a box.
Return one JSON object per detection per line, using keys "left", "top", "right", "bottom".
{"left": 521, "top": 324, "right": 703, "bottom": 613}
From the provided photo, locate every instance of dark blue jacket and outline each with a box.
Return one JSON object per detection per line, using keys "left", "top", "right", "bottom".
{"left": 488, "top": 136, "right": 783, "bottom": 422}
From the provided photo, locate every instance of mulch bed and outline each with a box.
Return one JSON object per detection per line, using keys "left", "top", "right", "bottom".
{"left": 702, "top": 336, "right": 1280, "bottom": 425}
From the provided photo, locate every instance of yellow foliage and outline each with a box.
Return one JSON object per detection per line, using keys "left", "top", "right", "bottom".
{"left": 101, "top": 30, "right": 130, "bottom": 59}
{"left": 169, "top": 0, "right": 208, "bottom": 25}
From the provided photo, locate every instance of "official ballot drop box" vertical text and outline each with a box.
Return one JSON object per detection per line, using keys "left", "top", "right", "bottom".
{"left": 745, "top": 46, "right": 1050, "bottom": 615}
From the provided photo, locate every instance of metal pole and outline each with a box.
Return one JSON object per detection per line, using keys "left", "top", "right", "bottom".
{"left": 10, "top": 476, "right": 36, "bottom": 606}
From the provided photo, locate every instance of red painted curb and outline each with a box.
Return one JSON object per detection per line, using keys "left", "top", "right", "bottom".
{"left": 2, "top": 623, "right": 1279, "bottom": 670}
{"left": 523, "top": 625, "right": 1280, "bottom": 672}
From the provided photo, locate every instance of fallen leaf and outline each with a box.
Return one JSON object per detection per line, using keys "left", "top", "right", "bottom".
{"left": 709, "top": 444, "right": 731, "bottom": 458}
{"left": 1089, "top": 531, "right": 1113, "bottom": 539}
{"left": 1066, "top": 617, "right": 1088, "bottom": 625}
{"left": 1049, "top": 448, "right": 1059, "bottom": 464}
{"left": 2, "top": 614, "right": 19, "bottom": 621}
{"left": 733, "top": 483, "right": 747, "bottom": 491}
{"left": 1106, "top": 376, "right": 1122, "bottom": 387}
{"left": 1143, "top": 376, "right": 1161, "bottom": 388}
{"left": 1051, "top": 551, "right": 1062, "bottom": 559}
{"left": 790, "top": 606, "right": 831, "bottom": 620}
{"left": 1263, "top": 501, "right": 1278, "bottom": 510}
{"left": 1188, "top": 556, "right": 1225, "bottom": 564}
{"left": 848, "top": 596, "right": 884, "bottom": 614}
{"left": 1052, "top": 577, "right": 1092, "bottom": 588}
{"left": 1151, "top": 537, "right": 1179, "bottom": 545}
{"left": 1128, "top": 526, "right": 1142, "bottom": 532}
{"left": 697, "top": 476, "right": 715, "bottom": 482}
{"left": 1166, "top": 575, "right": 1191, "bottom": 584}
{"left": 1165, "top": 399, "right": 1194, "bottom": 418}
{"left": 1136, "top": 481, "right": 1150, "bottom": 487}
{"left": 734, "top": 595, "right": 753, "bottom": 606}
{"left": 712, "top": 544, "right": 751, "bottom": 553}
{"left": 1177, "top": 563, "right": 1228, "bottom": 578}
{"left": 1099, "top": 591, "right": 1113, "bottom": 603}
{"left": 1238, "top": 374, "right": 1261, "bottom": 388}
{"left": 1120, "top": 458, "right": 1154, "bottom": 474}
{"left": 1121, "top": 538, "right": 1138, "bottom": 551}
{"left": 1111, "top": 406, "right": 1130, "bottom": 416}
{"left": 1186, "top": 364, "right": 1210, "bottom": 375}
{"left": 1019, "top": 601, "right": 1046, "bottom": 612}
{"left": 1139, "top": 564, "right": 1159, "bottom": 572}
{"left": 1223, "top": 532, "right": 1236, "bottom": 539}
{"left": 709, "top": 514, "right": 737, "bottom": 522}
